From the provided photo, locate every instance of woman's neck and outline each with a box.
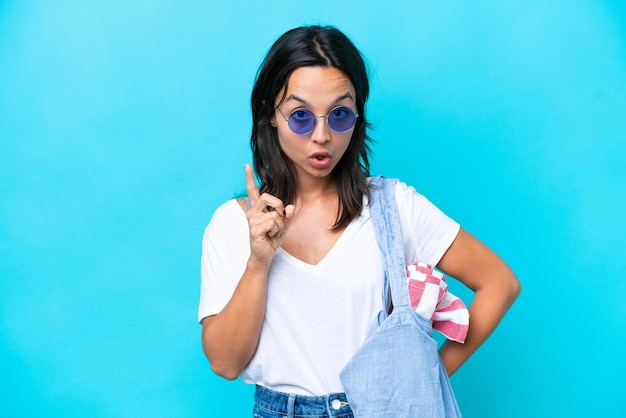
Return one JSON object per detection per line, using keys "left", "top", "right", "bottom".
{"left": 295, "top": 175, "right": 337, "bottom": 203}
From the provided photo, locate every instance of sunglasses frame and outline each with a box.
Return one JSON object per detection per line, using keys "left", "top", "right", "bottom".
{"left": 274, "top": 105, "right": 359, "bottom": 135}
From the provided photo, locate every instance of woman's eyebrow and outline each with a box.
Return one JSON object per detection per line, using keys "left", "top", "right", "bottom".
{"left": 284, "top": 92, "right": 355, "bottom": 106}
{"left": 333, "top": 93, "right": 355, "bottom": 104}
{"left": 283, "top": 94, "right": 309, "bottom": 105}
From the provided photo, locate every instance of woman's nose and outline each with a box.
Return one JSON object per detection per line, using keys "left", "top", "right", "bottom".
{"left": 310, "top": 116, "right": 330, "bottom": 144}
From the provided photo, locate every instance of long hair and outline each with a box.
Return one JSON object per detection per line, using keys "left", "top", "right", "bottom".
{"left": 250, "top": 25, "right": 373, "bottom": 229}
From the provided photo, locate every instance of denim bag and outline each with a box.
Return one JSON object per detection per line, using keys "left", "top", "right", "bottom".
{"left": 339, "top": 177, "right": 462, "bottom": 417}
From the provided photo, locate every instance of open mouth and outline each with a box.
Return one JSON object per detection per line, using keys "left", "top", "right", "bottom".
{"left": 309, "top": 153, "right": 332, "bottom": 168}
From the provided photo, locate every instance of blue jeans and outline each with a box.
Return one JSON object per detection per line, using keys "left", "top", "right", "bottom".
{"left": 253, "top": 385, "right": 354, "bottom": 418}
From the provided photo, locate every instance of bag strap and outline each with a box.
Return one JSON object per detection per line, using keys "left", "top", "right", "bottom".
{"left": 369, "top": 176, "right": 410, "bottom": 310}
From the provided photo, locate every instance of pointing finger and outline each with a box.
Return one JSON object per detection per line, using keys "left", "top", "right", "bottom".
{"left": 244, "top": 164, "right": 260, "bottom": 206}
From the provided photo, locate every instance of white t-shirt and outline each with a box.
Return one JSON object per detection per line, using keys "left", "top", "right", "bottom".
{"left": 198, "top": 180, "right": 460, "bottom": 396}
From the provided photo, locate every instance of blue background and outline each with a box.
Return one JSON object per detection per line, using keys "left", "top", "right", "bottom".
{"left": 1, "top": 1, "right": 625, "bottom": 416}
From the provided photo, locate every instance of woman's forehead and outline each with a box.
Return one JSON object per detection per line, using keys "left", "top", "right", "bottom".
{"left": 279, "top": 66, "right": 355, "bottom": 105}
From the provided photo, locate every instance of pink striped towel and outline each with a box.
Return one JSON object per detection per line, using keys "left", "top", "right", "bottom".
{"left": 406, "top": 263, "right": 469, "bottom": 343}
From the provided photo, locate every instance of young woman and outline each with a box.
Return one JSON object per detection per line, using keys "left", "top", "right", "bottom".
{"left": 199, "top": 25, "right": 520, "bottom": 417}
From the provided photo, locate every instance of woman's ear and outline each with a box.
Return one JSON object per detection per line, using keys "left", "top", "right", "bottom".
{"left": 262, "top": 100, "right": 277, "bottom": 127}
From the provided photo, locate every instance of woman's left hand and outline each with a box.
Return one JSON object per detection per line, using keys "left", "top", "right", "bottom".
{"left": 436, "top": 228, "right": 521, "bottom": 375}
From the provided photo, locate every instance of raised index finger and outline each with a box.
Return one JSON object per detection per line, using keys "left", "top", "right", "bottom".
{"left": 244, "top": 164, "right": 261, "bottom": 206}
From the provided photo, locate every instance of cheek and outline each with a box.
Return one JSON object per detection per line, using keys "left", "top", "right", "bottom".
{"left": 276, "top": 129, "right": 299, "bottom": 154}
{"left": 338, "top": 133, "right": 353, "bottom": 153}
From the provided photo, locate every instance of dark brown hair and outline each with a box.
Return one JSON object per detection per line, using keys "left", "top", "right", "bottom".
{"left": 250, "top": 25, "right": 373, "bottom": 229}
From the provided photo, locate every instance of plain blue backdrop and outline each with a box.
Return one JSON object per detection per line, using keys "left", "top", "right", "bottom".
{"left": 1, "top": 1, "right": 625, "bottom": 417}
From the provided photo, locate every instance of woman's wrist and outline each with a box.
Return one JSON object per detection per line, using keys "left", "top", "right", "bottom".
{"left": 246, "top": 256, "right": 272, "bottom": 276}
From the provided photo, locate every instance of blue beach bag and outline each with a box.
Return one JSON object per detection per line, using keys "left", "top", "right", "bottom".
{"left": 340, "top": 177, "right": 462, "bottom": 417}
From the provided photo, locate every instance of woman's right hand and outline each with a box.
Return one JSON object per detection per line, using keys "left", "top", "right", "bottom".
{"left": 201, "top": 167, "right": 296, "bottom": 379}
{"left": 244, "top": 164, "right": 295, "bottom": 267}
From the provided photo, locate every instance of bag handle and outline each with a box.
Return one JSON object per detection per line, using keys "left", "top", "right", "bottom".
{"left": 369, "top": 176, "right": 411, "bottom": 311}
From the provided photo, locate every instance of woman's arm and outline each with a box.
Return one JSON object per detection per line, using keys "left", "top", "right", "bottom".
{"left": 201, "top": 258, "right": 271, "bottom": 380}
{"left": 436, "top": 228, "right": 521, "bottom": 376}
{"left": 201, "top": 165, "right": 295, "bottom": 379}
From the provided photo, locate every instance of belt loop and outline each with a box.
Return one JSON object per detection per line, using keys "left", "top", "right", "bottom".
{"left": 325, "top": 395, "right": 332, "bottom": 416}
{"left": 286, "top": 394, "right": 296, "bottom": 418}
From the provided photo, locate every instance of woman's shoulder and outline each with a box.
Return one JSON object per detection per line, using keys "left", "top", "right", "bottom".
{"left": 206, "top": 198, "right": 247, "bottom": 229}
{"left": 366, "top": 176, "right": 426, "bottom": 202}
{"left": 214, "top": 197, "right": 244, "bottom": 214}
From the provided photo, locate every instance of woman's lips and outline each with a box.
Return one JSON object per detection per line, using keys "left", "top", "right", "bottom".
{"left": 309, "top": 152, "right": 332, "bottom": 169}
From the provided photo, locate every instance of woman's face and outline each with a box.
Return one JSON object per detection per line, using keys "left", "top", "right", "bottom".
{"left": 271, "top": 66, "right": 357, "bottom": 183}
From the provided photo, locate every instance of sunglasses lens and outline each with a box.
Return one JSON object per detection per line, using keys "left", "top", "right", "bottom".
{"left": 328, "top": 107, "right": 357, "bottom": 132}
{"left": 285, "top": 107, "right": 357, "bottom": 134}
{"left": 287, "top": 109, "right": 316, "bottom": 134}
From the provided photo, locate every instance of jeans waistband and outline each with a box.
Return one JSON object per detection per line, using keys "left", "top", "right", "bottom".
{"left": 254, "top": 385, "right": 353, "bottom": 417}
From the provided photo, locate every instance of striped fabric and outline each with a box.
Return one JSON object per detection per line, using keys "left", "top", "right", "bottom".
{"left": 406, "top": 263, "right": 469, "bottom": 343}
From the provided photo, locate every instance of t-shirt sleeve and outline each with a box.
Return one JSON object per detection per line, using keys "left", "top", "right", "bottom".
{"left": 395, "top": 181, "right": 460, "bottom": 267}
{"left": 198, "top": 200, "right": 250, "bottom": 323}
